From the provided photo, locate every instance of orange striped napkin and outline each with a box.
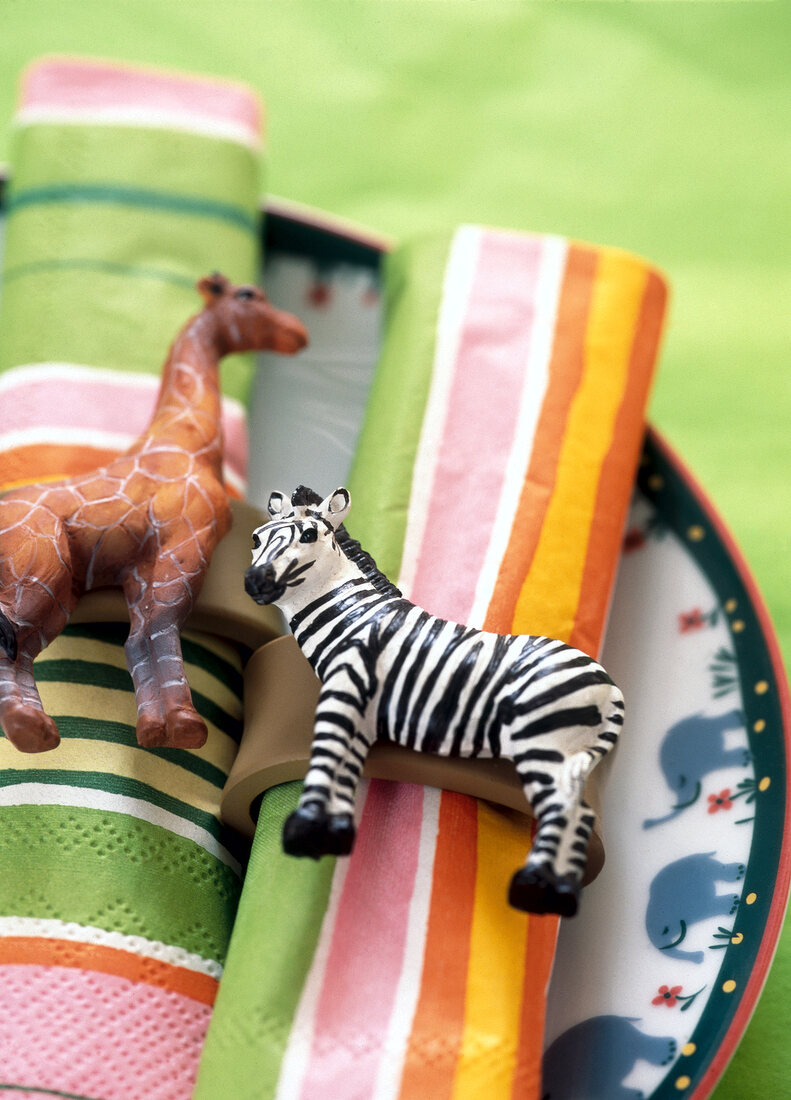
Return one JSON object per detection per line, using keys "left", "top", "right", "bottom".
{"left": 196, "top": 225, "right": 668, "bottom": 1099}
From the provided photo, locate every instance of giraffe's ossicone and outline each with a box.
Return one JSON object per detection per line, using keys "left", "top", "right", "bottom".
{"left": 0, "top": 274, "right": 308, "bottom": 753}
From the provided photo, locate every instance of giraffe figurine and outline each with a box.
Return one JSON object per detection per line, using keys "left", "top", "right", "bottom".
{"left": 0, "top": 273, "right": 308, "bottom": 753}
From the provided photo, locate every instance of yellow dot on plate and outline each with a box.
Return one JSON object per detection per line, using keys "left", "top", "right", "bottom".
{"left": 746, "top": 892, "right": 757, "bottom": 905}
{"left": 722, "top": 979, "right": 737, "bottom": 993}
{"left": 759, "top": 776, "right": 771, "bottom": 791}
{"left": 648, "top": 474, "right": 665, "bottom": 490}
{"left": 732, "top": 620, "right": 745, "bottom": 633}
{"left": 731, "top": 932, "right": 744, "bottom": 944}
{"left": 688, "top": 525, "right": 705, "bottom": 541}
{"left": 682, "top": 1042, "right": 697, "bottom": 1056}
{"left": 676, "top": 1076, "right": 692, "bottom": 1090}
{"left": 755, "top": 681, "right": 769, "bottom": 695}
{"left": 725, "top": 598, "right": 738, "bottom": 613}
{"left": 754, "top": 719, "right": 766, "bottom": 733}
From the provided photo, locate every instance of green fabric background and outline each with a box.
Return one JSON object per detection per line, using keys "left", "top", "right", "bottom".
{"left": 1, "top": 3, "right": 788, "bottom": 1096}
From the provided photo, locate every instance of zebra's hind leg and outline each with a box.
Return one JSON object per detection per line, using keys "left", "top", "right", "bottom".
{"left": 508, "top": 686, "right": 624, "bottom": 916}
{"left": 508, "top": 749, "right": 602, "bottom": 917}
{"left": 282, "top": 670, "right": 372, "bottom": 860}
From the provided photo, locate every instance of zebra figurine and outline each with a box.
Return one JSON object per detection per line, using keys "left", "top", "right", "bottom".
{"left": 244, "top": 485, "right": 625, "bottom": 916}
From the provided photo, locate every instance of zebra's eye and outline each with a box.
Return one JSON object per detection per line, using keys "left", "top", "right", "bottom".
{"left": 300, "top": 528, "right": 318, "bottom": 544}
{"left": 252, "top": 532, "right": 261, "bottom": 549}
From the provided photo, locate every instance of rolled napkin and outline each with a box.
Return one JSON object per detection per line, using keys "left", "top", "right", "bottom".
{"left": 196, "top": 226, "right": 667, "bottom": 1098}
{"left": 0, "top": 57, "right": 266, "bottom": 1098}
{"left": 0, "top": 55, "right": 261, "bottom": 493}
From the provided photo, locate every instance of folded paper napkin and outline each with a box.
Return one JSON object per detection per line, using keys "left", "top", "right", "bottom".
{"left": 0, "top": 57, "right": 262, "bottom": 1099}
{"left": 195, "top": 226, "right": 668, "bottom": 1098}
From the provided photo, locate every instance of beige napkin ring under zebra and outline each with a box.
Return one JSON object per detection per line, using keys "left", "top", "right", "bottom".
{"left": 221, "top": 633, "right": 606, "bottom": 886}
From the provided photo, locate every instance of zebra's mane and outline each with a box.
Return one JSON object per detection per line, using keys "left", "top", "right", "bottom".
{"left": 290, "top": 485, "right": 402, "bottom": 599}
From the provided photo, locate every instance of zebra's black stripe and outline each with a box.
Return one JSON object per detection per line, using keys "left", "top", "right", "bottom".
{"left": 403, "top": 622, "right": 476, "bottom": 750}
{"left": 395, "top": 614, "right": 445, "bottom": 740}
{"left": 423, "top": 637, "right": 484, "bottom": 754}
{"left": 465, "top": 633, "right": 514, "bottom": 757}
{"left": 375, "top": 607, "right": 430, "bottom": 741}
{"left": 511, "top": 669, "right": 613, "bottom": 718}
{"left": 520, "top": 705, "right": 604, "bottom": 738}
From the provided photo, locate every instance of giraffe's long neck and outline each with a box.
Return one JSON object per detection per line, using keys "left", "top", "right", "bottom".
{"left": 136, "top": 312, "right": 225, "bottom": 470}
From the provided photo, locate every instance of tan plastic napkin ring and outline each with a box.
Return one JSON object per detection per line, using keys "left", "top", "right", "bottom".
{"left": 221, "top": 634, "right": 605, "bottom": 885}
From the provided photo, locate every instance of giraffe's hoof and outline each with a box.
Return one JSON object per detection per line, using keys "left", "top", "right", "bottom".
{"left": 1, "top": 705, "right": 60, "bottom": 753}
{"left": 136, "top": 709, "right": 207, "bottom": 749}
{"left": 283, "top": 806, "right": 356, "bottom": 860}
{"left": 165, "top": 708, "right": 208, "bottom": 749}
{"left": 136, "top": 713, "right": 168, "bottom": 748}
{"left": 508, "top": 866, "right": 580, "bottom": 917}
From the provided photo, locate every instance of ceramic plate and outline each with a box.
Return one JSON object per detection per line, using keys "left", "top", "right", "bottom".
{"left": 1, "top": 187, "right": 788, "bottom": 1100}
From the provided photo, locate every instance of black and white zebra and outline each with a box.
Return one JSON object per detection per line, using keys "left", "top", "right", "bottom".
{"left": 244, "top": 485, "right": 625, "bottom": 916}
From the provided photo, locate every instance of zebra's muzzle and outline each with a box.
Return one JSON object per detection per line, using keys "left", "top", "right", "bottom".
{"left": 244, "top": 564, "right": 285, "bottom": 605}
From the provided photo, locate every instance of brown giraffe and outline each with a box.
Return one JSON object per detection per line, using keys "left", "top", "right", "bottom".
{"left": 0, "top": 273, "right": 308, "bottom": 753}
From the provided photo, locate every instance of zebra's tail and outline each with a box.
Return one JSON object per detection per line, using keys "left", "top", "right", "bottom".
{"left": 0, "top": 607, "right": 18, "bottom": 662}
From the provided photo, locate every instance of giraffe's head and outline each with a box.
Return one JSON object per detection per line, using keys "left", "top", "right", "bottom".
{"left": 197, "top": 273, "right": 308, "bottom": 356}
{"left": 244, "top": 486, "right": 351, "bottom": 609}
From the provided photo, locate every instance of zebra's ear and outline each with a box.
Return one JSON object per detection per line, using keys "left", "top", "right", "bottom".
{"left": 321, "top": 487, "right": 351, "bottom": 528}
{"left": 267, "top": 490, "right": 290, "bottom": 519}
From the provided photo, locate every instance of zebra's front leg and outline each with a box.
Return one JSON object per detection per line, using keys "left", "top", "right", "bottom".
{"left": 509, "top": 749, "right": 600, "bottom": 917}
{"left": 283, "top": 675, "right": 373, "bottom": 860}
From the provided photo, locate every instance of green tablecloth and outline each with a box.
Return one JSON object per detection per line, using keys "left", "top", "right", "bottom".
{"left": 1, "top": 5, "right": 788, "bottom": 1097}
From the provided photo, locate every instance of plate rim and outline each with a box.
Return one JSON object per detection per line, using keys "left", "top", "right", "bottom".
{"left": 642, "top": 427, "right": 791, "bottom": 1099}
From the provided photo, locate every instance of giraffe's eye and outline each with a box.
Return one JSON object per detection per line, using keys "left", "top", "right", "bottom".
{"left": 300, "top": 528, "right": 318, "bottom": 544}
{"left": 252, "top": 532, "right": 261, "bottom": 549}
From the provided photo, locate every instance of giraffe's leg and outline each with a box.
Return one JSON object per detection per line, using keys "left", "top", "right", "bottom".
{"left": 0, "top": 647, "right": 61, "bottom": 752}
{"left": 123, "top": 569, "right": 206, "bottom": 749}
{"left": 0, "top": 553, "right": 75, "bottom": 752}
{"left": 283, "top": 668, "right": 373, "bottom": 859}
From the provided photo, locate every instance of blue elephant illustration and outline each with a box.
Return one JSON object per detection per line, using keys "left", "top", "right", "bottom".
{"left": 646, "top": 852, "right": 744, "bottom": 963}
{"left": 644, "top": 709, "right": 747, "bottom": 829}
{"left": 542, "top": 1014, "right": 676, "bottom": 1100}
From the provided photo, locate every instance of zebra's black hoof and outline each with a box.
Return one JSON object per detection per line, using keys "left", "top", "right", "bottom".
{"left": 508, "top": 866, "right": 580, "bottom": 917}
{"left": 324, "top": 813, "right": 356, "bottom": 855}
{"left": 282, "top": 806, "right": 356, "bottom": 859}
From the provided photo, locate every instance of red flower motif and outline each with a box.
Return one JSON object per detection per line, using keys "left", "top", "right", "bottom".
{"left": 652, "top": 984, "right": 683, "bottom": 1008}
{"left": 679, "top": 608, "right": 707, "bottom": 633}
{"left": 623, "top": 528, "right": 647, "bottom": 553}
{"left": 707, "top": 789, "right": 734, "bottom": 814}
{"left": 307, "top": 282, "right": 332, "bottom": 308}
